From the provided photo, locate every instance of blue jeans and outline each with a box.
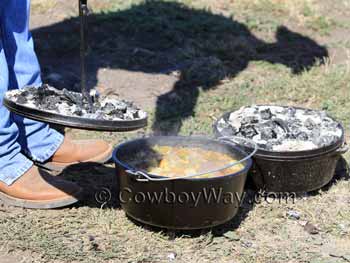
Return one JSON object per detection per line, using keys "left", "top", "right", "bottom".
{"left": 0, "top": 0, "right": 64, "bottom": 185}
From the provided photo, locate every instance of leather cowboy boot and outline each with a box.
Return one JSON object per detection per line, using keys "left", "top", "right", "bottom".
{"left": 37, "top": 137, "right": 113, "bottom": 172}
{"left": 0, "top": 166, "right": 82, "bottom": 209}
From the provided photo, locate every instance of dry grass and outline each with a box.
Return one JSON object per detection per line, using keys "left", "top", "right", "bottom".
{"left": 31, "top": 0, "right": 57, "bottom": 14}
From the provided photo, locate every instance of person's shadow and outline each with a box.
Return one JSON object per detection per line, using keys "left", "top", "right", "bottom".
{"left": 32, "top": 1, "right": 328, "bottom": 135}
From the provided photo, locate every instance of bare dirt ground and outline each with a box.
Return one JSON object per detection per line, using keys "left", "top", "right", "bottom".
{"left": 1, "top": 0, "right": 350, "bottom": 262}
{"left": 29, "top": 0, "right": 350, "bottom": 109}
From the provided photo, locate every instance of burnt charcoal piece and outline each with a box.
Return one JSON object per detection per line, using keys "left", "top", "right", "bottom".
{"left": 275, "top": 107, "right": 287, "bottom": 115}
{"left": 304, "top": 118, "right": 317, "bottom": 130}
{"left": 240, "top": 125, "right": 258, "bottom": 139}
{"left": 41, "top": 96, "right": 60, "bottom": 111}
{"left": 22, "top": 86, "right": 38, "bottom": 95}
{"left": 322, "top": 117, "right": 334, "bottom": 124}
{"left": 94, "top": 101, "right": 101, "bottom": 110}
{"left": 260, "top": 126, "right": 277, "bottom": 140}
{"left": 101, "top": 103, "right": 116, "bottom": 115}
{"left": 114, "top": 102, "right": 128, "bottom": 113}
{"left": 241, "top": 116, "right": 259, "bottom": 125}
{"left": 114, "top": 110, "right": 126, "bottom": 119}
{"left": 288, "top": 118, "right": 302, "bottom": 127}
{"left": 5, "top": 84, "right": 146, "bottom": 122}
{"left": 287, "top": 119, "right": 302, "bottom": 137}
{"left": 314, "top": 135, "right": 338, "bottom": 148}
{"left": 90, "top": 90, "right": 99, "bottom": 104}
{"left": 223, "top": 114, "right": 231, "bottom": 123}
{"left": 264, "top": 142, "right": 275, "bottom": 151}
{"left": 37, "top": 85, "right": 56, "bottom": 97}
{"left": 132, "top": 111, "right": 140, "bottom": 119}
{"left": 102, "top": 102, "right": 128, "bottom": 116}
{"left": 327, "top": 122, "right": 340, "bottom": 131}
{"left": 288, "top": 125, "right": 301, "bottom": 139}
{"left": 261, "top": 143, "right": 273, "bottom": 151}
{"left": 73, "top": 108, "right": 83, "bottom": 116}
{"left": 310, "top": 129, "right": 321, "bottom": 141}
{"left": 272, "top": 118, "right": 290, "bottom": 134}
{"left": 62, "top": 89, "right": 82, "bottom": 106}
{"left": 296, "top": 132, "right": 309, "bottom": 141}
{"left": 260, "top": 108, "right": 273, "bottom": 120}
{"left": 270, "top": 138, "right": 284, "bottom": 146}
{"left": 16, "top": 95, "right": 27, "bottom": 104}
{"left": 20, "top": 90, "right": 30, "bottom": 98}
{"left": 83, "top": 102, "right": 96, "bottom": 114}
{"left": 95, "top": 112, "right": 107, "bottom": 120}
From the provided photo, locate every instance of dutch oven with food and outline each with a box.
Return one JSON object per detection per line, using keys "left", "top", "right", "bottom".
{"left": 113, "top": 136, "right": 256, "bottom": 230}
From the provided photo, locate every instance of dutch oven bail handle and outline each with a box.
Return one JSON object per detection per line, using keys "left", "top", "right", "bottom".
{"left": 335, "top": 141, "right": 349, "bottom": 155}
{"left": 127, "top": 136, "right": 258, "bottom": 182}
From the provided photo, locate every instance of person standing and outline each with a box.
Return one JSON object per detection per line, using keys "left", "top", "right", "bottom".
{"left": 0, "top": 0, "right": 112, "bottom": 208}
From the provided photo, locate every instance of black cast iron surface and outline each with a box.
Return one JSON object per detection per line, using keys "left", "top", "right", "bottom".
{"left": 214, "top": 105, "right": 347, "bottom": 192}
{"left": 3, "top": 97, "right": 147, "bottom": 131}
{"left": 113, "top": 136, "right": 252, "bottom": 230}
{"left": 249, "top": 150, "right": 343, "bottom": 193}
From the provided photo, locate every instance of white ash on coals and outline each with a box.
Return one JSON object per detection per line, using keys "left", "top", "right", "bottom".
{"left": 5, "top": 84, "right": 147, "bottom": 121}
{"left": 216, "top": 105, "right": 343, "bottom": 151}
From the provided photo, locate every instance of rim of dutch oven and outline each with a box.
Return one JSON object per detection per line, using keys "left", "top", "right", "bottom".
{"left": 112, "top": 136, "right": 254, "bottom": 182}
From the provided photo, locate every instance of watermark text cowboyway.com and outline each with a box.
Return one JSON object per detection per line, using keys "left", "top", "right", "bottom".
{"left": 95, "top": 187, "right": 297, "bottom": 206}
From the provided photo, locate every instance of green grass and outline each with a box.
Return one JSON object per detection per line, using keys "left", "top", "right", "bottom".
{"left": 307, "top": 16, "right": 338, "bottom": 36}
{"left": 139, "top": 60, "right": 350, "bottom": 138}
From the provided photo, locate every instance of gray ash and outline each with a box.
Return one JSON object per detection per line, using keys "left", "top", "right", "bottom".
{"left": 216, "top": 105, "right": 343, "bottom": 151}
{"left": 260, "top": 108, "right": 273, "bottom": 120}
{"left": 5, "top": 84, "right": 147, "bottom": 121}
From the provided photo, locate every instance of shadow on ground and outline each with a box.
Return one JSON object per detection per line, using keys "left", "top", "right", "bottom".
{"left": 58, "top": 162, "right": 119, "bottom": 209}
{"left": 309, "top": 156, "right": 350, "bottom": 194}
{"left": 32, "top": 1, "right": 328, "bottom": 135}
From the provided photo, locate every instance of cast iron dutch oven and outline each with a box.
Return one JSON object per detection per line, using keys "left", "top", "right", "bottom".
{"left": 113, "top": 136, "right": 255, "bottom": 230}
{"left": 214, "top": 106, "right": 348, "bottom": 193}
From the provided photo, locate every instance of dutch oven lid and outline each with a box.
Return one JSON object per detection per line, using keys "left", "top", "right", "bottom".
{"left": 213, "top": 105, "right": 346, "bottom": 159}
{"left": 3, "top": 90, "right": 148, "bottom": 132}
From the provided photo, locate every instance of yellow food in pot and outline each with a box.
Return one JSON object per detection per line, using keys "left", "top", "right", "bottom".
{"left": 127, "top": 145, "right": 245, "bottom": 179}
